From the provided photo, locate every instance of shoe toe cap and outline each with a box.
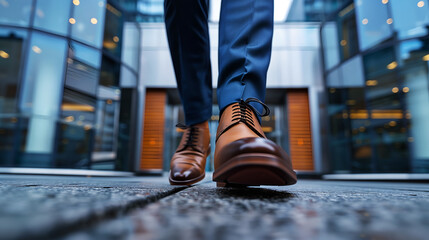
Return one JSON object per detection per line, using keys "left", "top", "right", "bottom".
{"left": 170, "top": 164, "right": 201, "bottom": 181}
{"left": 215, "top": 137, "right": 291, "bottom": 167}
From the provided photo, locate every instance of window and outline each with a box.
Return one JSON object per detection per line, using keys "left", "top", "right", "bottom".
{"left": 0, "top": 28, "right": 27, "bottom": 114}
{"left": 355, "top": 0, "right": 393, "bottom": 51}
{"left": 103, "top": 3, "right": 124, "bottom": 58}
{"left": 337, "top": 3, "right": 359, "bottom": 60}
{"left": 34, "top": 0, "right": 71, "bottom": 36}
{"left": 20, "top": 32, "right": 67, "bottom": 154}
{"left": 322, "top": 22, "right": 340, "bottom": 70}
{"left": 71, "top": 0, "right": 106, "bottom": 48}
{"left": 0, "top": 0, "right": 32, "bottom": 27}
{"left": 390, "top": 0, "right": 429, "bottom": 40}
{"left": 56, "top": 89, "right": 96, "bottom": 168}
{"left": 400, "top": 39, "right": 429, "bottom": 172}
{"left": 100, "top": 56, "right": 120, "bottom": 87}
{"left": 65, "top": 42, "right": 101, "bottom": 96}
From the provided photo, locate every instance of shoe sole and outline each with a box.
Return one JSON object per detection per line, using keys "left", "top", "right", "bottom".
{"left": 169, "top": 172, "right": 206, "bottom": 186}
{"left": 213, "top": 153, "right": 297, "bottom": 187}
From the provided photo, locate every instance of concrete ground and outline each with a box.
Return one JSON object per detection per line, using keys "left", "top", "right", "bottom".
{"left": 0, "top": 174, "right": 428, "bottom": 240}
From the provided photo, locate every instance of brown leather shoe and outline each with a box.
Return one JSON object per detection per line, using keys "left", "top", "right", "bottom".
{"left": 169, "top": 121, "right": 211, "bottom": 185}
{"left": 213, "top": 98, "right": 297, "bottom": 187}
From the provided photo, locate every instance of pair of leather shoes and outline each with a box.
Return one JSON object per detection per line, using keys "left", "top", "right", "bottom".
{"left": 169, "top": 98, "right": 297, "bottom": 186}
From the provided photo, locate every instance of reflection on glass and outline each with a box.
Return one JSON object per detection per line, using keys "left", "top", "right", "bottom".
{"left": 71, "top": 0, "right": 106, "bottom": 48}
{"left": 0, "top": 28, "right": 27, "bottom": 114}
{"left": 337, "top": 3, "right": 358, "bottom": 60}
{"left": 94, "top": 98, "right": 119, "bottom": 155}
{"left": 34, "top": 0, "right": 71, "bottom": 35}
{"left": 364, "top": 46, "right": 409, "bottom": 172}
{"left": 286, "top": 0, "right": 325, "bottom": 22}
{"left": 100, "top": 56, "right": 120, "bottom": 87}
{"left": 322, "top": 22, "right": 340, "bottom": 70}
{"left": 121, "top": 23, "right": 140, "bottom": 71}
{"left": 328, "top": 87, "right": 370, "bottom": 172}
{"left": 355, "top": 0, "right": 393, "bottom": 51}
{"left": 137, "top": 0, "right": 164, "bottom": 22}
{"left": 390, "top": 0, "right": 429, "bottom": 39}
{"left": 20, "top": 32, "right": 67, "bottom": 155}
{"left": 0, "top": 116, "right": 18, "bottom": 166}
{"left": 116, "top": 88, "right": 135, "bottom": 170}
{"left": 323, "top": 0, "right": 349, "bottom": 15}
{"left": 65, "top": 42, "right": 101, "bottom": 95}
{"left": 0, "top": 0, "right": 32, "bottom": 27}
{"left": 328, "top": 88, "right": 351, "bottom": 172}
{"left": 56, "top": 90, "right": 96, "bottom": 168}
{"left": 120, "top": 65, "right": 137, "bottom": 87}
{"left": 400, "top": 39, "right": 429, "bottom": 172}
{"left": 103, "top": 3, "right": 124, "bottom": 57}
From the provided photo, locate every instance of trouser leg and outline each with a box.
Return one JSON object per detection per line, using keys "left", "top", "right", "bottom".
{"left": 217, "top": 0, "right": 274, "bottom": 116}
{"left": 164, "top": 0, "right": 212, "bottom": 126}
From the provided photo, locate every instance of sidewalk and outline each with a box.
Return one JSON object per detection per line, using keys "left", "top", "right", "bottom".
{"left": 0, "top": 174, "right": 428, "bottom": 240}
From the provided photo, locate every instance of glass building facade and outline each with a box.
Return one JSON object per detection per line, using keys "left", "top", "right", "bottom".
{"left": 2, "top": 0, "right": 428, "bottom": 176}
{"left": 321, "top": 0, "right": 429, "bottom": 173}
{"left": 0, "top": 0, "right": 140, "bottom": 171}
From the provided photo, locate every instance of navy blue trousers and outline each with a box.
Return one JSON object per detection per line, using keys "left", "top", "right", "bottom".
{"left": 164, "top": 0, "right": 274, "bottom": 126}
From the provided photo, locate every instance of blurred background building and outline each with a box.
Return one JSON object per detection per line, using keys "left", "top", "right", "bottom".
{"left": 0, "top": 0, "right": 428, "bottom": 177}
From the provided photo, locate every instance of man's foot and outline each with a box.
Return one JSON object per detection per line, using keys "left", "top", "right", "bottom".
{"left": 213, "top": 98, "right": 297, "bottom": 187}
{"left": 169, "top": 121, "right": 211, "bottom": 185}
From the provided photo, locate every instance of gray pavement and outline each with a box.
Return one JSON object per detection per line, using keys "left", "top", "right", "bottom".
{"left": 0, "top": 174, "right": 429, "bottom": 240}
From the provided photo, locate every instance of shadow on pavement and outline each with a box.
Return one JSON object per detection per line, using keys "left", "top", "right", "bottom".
{"left": 215, "top": 187, "right": 296, "bottom": 200}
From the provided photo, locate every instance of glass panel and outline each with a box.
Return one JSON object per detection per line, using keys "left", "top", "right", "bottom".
{"left": 121, "top": 23, "right": 140, "bottom": 71}
{"left": 103, "top": 3, "right": 124, "bottom": 58}
{"left": 323, "top": 0, "right": 350, "bottom": 16}
{"left": 400, "top": 39, "right": 429, "bottom": 172}
{"left": 327, "top": 88, "right": 351, "bottom": 172}
{"left": 100, "top": 56, "right": 120, "bottom": 88}
{"left": 0, "top": 116, "right": 19, "bottom": 166}
{"left": 364, "top": 46, "right": 409, "bottom": 172}
{"left": 0, "top": 0, "right": 33, "bottom": 27}
{"left": 71, "top": 0, "right": 106, "bottom": 48}
{"left": 346, "top": 88, "right": 371, "bottom": 172}
{"left": 286, "top": 0, "right": 325, "bottom": 22}
{"left": 111, "top": 0, "right": 137, "bottom": 13}
{"left": 322, "top": 22, "right": 340, "bottom": 70}
{"left": 337, "top": 3, "right": 359, "bottom": 60}
{"left": 120, "top": 65, "right": 137, "bottom": 87}
{"left": 34, "top": 0, "right": 71, "bottom": 35}
{"left": 355, "top": 0, "right": 393, "bottom": 51}
{"left": 20, "top": 32, "right": 67, "bottom": 155}
{"left": 137, "top": 0, "right": 164, "bottom": 22}
{"left": 0, "top": 28, "right": 27, "bottom": 114}
{"left": 56, "top": 90, "right": 96, "bottom": 168}
{"left": 390, "top": 0, "right": 429, "bottom": 40}
{"left": 93, "top": 98, "right": 119, "bottom": 167}
{"left": 116, "top": 88, "right": 135, "bottom": 171}
{"left": 65, "top": 42, "right": 101, "bottom": 96}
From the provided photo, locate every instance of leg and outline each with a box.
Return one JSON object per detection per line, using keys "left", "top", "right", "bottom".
{"left": 164, "top": 0, "right": 211, "bottom": 185}
{"left": 214, "top": 0, "right": 297, "bottom": 187}
{"left": 217, "top": 0, "right": 274, "bottom": 116}
{"left": 164, "top": 0, "right": 212, "bottom": 126}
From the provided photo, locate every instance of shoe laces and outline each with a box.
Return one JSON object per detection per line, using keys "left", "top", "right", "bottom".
{"left": 176, "top": 123, "right": 201, "bottom": 152}
{"left": 232, "top": 98, "right": 270, "bottom": 127}
{"left": 216, "top": 98, "right": 270, "bottom": 142}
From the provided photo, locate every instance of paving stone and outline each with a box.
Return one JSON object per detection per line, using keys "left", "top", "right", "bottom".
{"left": 1, "top": 174, "right": 429, "bottom": 240}
{"left": 0, "top": 175, "right": 185, "bottom": 240}
{"left": 65, "top": 180, "right": 429, "bottom": 240}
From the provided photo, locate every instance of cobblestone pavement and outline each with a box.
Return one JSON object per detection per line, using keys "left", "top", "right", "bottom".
{"left": 1, "top": 174, "right": 429, "bottom": 240}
